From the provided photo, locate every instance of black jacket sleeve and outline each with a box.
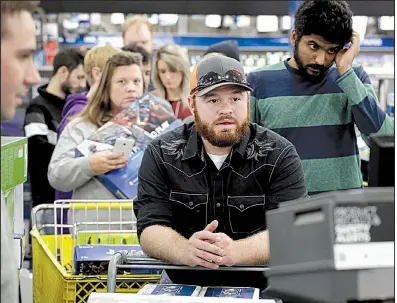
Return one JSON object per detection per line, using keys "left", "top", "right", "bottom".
{"left": 133, "top": 144, "right": 174, "bottom": 239}
{"left": 266, "top": 145, "right": 308, "bottom": 211}
{"left": 24, "top": 105, "right": 56, "bottom": 206}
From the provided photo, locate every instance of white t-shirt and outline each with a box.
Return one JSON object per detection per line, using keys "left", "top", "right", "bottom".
{"left": 207, "top": 153, "right": 228, "bottom": 170}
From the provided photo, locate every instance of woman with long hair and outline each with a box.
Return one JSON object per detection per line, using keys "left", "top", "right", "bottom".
{"left": 48, "top": 51, "right": 145, "bottom": 200}
{"left": 152, "top": 44, "right": 192, "bottom": 122}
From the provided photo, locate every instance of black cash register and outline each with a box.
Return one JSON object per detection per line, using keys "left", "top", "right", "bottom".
{"left": 266, "top": 188, "right": 394, "bottom": 303}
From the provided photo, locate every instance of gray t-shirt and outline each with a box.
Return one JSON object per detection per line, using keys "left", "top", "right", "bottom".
{"left": 1, "top": 191, "right": 18, "bottom": 302}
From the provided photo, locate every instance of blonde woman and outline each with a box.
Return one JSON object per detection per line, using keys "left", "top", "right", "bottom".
{"left": 152, "top": 44, "right": 192, "bottom": 121}
{"left": 48, "top": 52, "right": 145, "bottom": 200}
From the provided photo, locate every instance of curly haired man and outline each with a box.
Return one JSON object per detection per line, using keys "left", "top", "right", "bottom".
{"left": 248, "top": 0, "right": 394, "bottom": 195}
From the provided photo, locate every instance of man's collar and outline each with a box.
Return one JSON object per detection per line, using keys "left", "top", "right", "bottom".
{"left": 181, "top": 124, "right": 251, "bottom": 161}
{"left": 234, "top": 126, "right": 251, "bottom": 159}
{"left": 181, "top": 125, "right": 201, "bottom": 161}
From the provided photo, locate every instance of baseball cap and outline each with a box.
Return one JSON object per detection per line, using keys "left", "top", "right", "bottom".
{"left": 190, "top": 55, "right": 252, "bottom": 97}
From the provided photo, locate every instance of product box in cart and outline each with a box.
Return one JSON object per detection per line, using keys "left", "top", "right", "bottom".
{"left": 73, "top": 244, "right": 162, "bottom": 275}
{"left": 75, "top": 94, "right": 183, "bottom": 199}
{"left": 138, "top": 284, "right": 201, "bottom": 296}
{"left": 198, "top": 287, "right": 260, "bottom": 299}
{"left": 88, "top": 293, "right": 272, "bottom": 303}
{"left": 1, "top": 136, "right": 27, "bottom": 236}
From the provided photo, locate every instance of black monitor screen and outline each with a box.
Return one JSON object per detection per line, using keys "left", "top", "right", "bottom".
{"left": 368, "top": 135, "right": 394, "bottom": 187}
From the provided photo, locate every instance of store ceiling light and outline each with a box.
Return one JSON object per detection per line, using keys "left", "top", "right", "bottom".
{"left": 281, "top": 16, "right": 291, "bottom": 31}
{"left": 379, "top": 16, "right": 394, "bottom": 31}
{"left": 222, "top": 15, "right": 235, "bottom": 28}
{"left": 110, "top": 13, "right": 125, "bottom": 25}
{"left": 352, "top": 16, "right": 368, "bottom": 41}
{"left": 148, "top": 14, "right": 159, "bottom": 25}
{"left": 158, "top": 14, "right": 179, "bottom": 26}
{"left": 205, "top": 15, "right": 222, "bottom": 28}
{"left": 257, "top": 15, "right": 278, "bottom": 32}
{"left": 77, "top": 14, "right": 90, "bottom": 21}
{"left": 90, "top": 13, "right": 101, "bottom": 26}
{"left": 236, "top": 15, "right": 251, "bottom": 28}
{"left": 62, "top": 18, "right": 79, "bottom": 30}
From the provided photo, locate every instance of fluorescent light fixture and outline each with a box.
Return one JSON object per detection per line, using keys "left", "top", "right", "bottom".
{"left": 110, "top": 13, "right": 125, "bottom": 25}
{"left": 352, "top": 16, "right": 368, "bottom": 40}
{"left": 281, "top": 15, "right": 291, "bottom": 30}
{"left": 77, "top": 14, "right": 89, "bottom": 21}
{"left": 148, "top": 14, "right": 159, "bottom": 25}
{"left": 236, "top": 15, "right": 251, "bottom": 28}
{"left": 90, "top": 13, "right": 101, "bottom": 26}
{"left": 158, "top": 14, "right": 179, "bottom": 26}
{"left": 62, "top": 18, "right": 78, "bottom": 30}
{"left": 223, "top": 15, "right": 235, "bottom": 28}
{"left": 205, "top": 15, "right": 222, "bottom": 28}
{"left": 257, "top": 15, "right": 278, "bottom": 32}
{"left": 379, "top": 16, "right": 394, "bottom": 31}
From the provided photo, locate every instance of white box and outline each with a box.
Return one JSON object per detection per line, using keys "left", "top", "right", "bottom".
{"left": 13, "top": 236, "right": 23, "bottom": 269}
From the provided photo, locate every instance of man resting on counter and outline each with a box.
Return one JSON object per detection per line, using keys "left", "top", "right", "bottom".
{"left": 134, "top": 54, "right": 308, "bottom": 291}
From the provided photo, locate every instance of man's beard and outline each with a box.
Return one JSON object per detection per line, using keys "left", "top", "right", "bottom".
{"left": 61, "top": 81, "right": 73, "bottom": 96}
{"left": 293, "top": 41, "right": 328, "bottom": 83}
{"left": 194, "top": 104, "right": 250, "bottom": 148}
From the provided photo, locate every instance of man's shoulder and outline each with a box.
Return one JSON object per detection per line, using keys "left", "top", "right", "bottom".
{"left": 250, "top": 123, "right": 295, "bottom": 152}
{"left": 148, "top": 123, "right": 190, "bottom": 150}
{"left": 248, "top": 61, "right": 289, "bottom": 95}
{"left": 26, "top": 95, "right": 47, "bottom": 110}
{"left": 249, "top": 61, "right": 287, "bottom": 75}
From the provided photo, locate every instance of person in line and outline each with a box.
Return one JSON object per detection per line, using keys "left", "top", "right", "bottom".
{"left": 55, "top": 45, "right": 122, "bottom": 200}
{"left": 203, "top": 40, "right": 240, "bottom": 62}
{"left": 48, "top": 52, "right": 145, "bottom": 200}
{"left": 134, "top": 54, "right": 307, "bottom": 292}
{"left": 122, "top": 43, "right": 152, "bottom": 91}
{"left": 24, "top": 48, "right": 86, "bottom": 207}
{"left": 152, "top": 44, "right": 193, "bottom": 122}
{"left": 122, "top": 15, "right": 156, "bottom": 91}
{"left": 248, "top": 0, "right": 394, "bottom": 195}
{"left": 122, "top": 42, "right": 174, "bottom": 115}
{"left": 1, "top": 1, "right": 41, "bottom": 301}
{"left": 122, "top": 15, "right": 153, "bottom": 55}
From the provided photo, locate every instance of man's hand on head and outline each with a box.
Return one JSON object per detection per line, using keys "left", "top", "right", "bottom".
{"left": 335, "top": 31, "right": 361, "bottom": 76}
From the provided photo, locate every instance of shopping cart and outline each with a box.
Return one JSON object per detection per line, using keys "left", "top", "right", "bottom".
{"left": 106, "top": 246, "right": 270, "bottom": 293}
{"left": 30, "top": 200, "right": 160, "bottom": 303}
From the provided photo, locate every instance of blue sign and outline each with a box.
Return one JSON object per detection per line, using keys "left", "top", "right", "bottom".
{"left": 59, "top": 34, "right": 394, "bottom": 51}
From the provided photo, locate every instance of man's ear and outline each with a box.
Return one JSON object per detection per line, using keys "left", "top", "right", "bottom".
{"left": 290, "top": 29, "right": 296, "bottom": 46}
{"left": 188, "top": 95, "right": 195, "bottom": 116}
{"left": 91, "top": 67, "right": 101, "bottom": 83}
{"left": 57, "top": 66, "right": 69, "bottom": 81}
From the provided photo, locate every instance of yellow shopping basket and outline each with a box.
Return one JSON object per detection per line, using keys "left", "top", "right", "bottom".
{"left": 31, "top": 200, "right": 160, "bottom": 303}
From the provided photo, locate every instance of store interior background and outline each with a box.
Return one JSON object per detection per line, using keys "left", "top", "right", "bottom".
{"left": 1, "top": 3, "right": 394, "bottom": 298}
{"left": 1, "top": 1, "right": 394, "bottom": 140}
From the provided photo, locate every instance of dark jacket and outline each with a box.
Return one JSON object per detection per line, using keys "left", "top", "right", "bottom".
{"left": 58, "top": 92, "right": 88, "bottom": 139}
{"left": 55, "top": 92, "right": 89, "bottom": 200}
{"left": 24, "top": 84, "right": 66, "bottom": 207}
{"left": 134, "top": 122, "right": 307, "bottom": 288}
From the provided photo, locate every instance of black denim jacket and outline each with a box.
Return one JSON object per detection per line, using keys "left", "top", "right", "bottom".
{"left": 134, "top": 122, "right": 307, "bottom": 240}
{"left": 134, "top": 122, "right": 307, "bottom": 288}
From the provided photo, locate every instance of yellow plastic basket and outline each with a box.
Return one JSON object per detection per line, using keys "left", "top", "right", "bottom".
{"left": 31, "top": 229, "right": 160, "bottom": 303}
{"left": 31, "top": 199, "right": 162, "bottom": 303}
